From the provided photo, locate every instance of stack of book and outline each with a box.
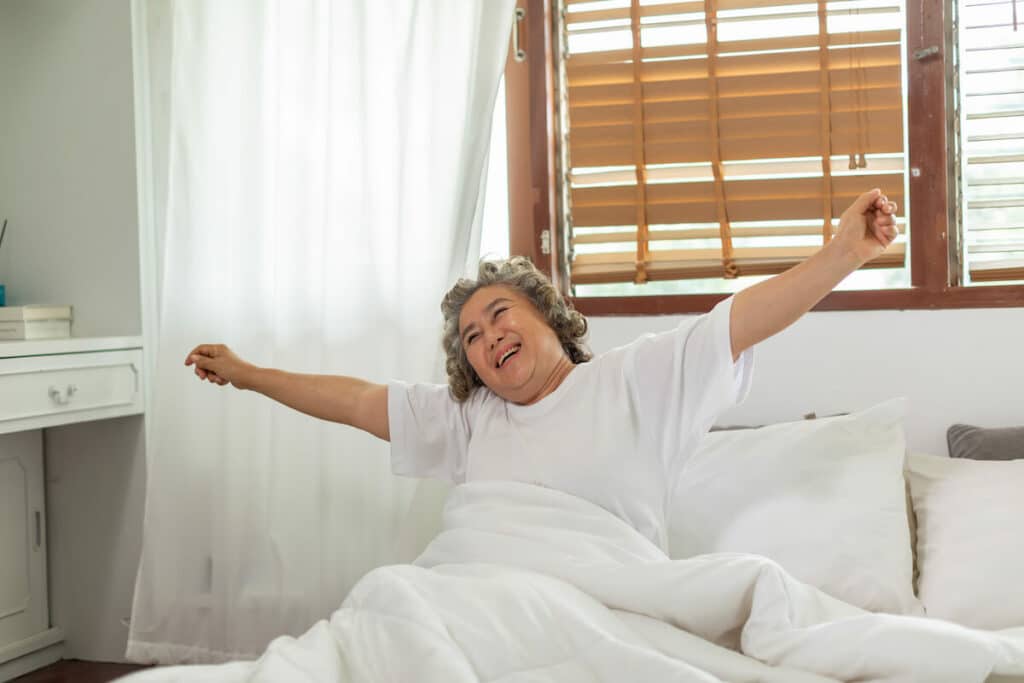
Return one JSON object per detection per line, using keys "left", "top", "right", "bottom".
{"left": 0, "top": 305, "right": 73, "bottom": 340}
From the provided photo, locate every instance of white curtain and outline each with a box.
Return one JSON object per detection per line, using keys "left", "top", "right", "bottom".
{"left": 127, "top": 0, "right": 514, "bottom": 663}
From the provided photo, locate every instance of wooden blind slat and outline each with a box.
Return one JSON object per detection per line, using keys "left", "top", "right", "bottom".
{"left": 567, "top": 44, "right": 901, "bottom": 88}
{"left": 569, "top": 131, "right": 902, "bottom": 168}
{"left": 570, "top": 243, "right": 906, "bottom": 283}
{"left": 963, "top": 0, "right": 1016, "bottom": 7}
{"left": 572, "top": 222, "right": 908, "bottom": 245}
{"left": 565, "top": 6, "right": 899, "bottom": 38}
{"left": 717, "top": 0, "right": 856, "bottom": 11}
{"left": 567, "top": 29, "right": 902, "bottom": 69}
{"left": 568, "top": 107, "right": 902, "bottom": 148}
{"left": 572, "top": 175, "right": 904, "bottom": 208}
{"left": 575, "top": 243, "right": 907, "bottom": 266}
{"left": 566, "top": 0, "right": 900, "bottom": 25}
{"left": 967, "top": 242, "right": 1024, "bottom": 254}
{"left": 576, "top": 246, "right": 830, "bottom": 266}
{"left": 573, "top": 193, "right": 908, "bottom": 227}
{"left": 568, "top": 87, "right": 903, "bottom": 127}
{"left": 566, "top": 2, "right": 705, "bottom": 25}
{"left": 568, "top": 113, "right": 903, "bottom": 167}
{"left": 969, "top": 259, "right": 1024, "bottom": 282}
{"left": 568, "top": 65, "right": 901, "bottom": 108}
{"left": 967, "top": 198, "right": 1024, "bottom": 209}
{"left": 571, "top": 178, "right": 905, "bottom": 227}
{"left": 571, "top": 159, "right": 904, "bottom": 187}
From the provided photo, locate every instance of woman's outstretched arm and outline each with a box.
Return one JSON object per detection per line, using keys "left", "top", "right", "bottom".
{"left": 729, "top": 188, "right": 900, "bottom": 361}
{"left": 184, "top": 345, "right": 390, "bottom": 441}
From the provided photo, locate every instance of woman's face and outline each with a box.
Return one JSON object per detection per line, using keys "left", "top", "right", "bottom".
{"left": 458, "top": 284, "right": 567, "bottom": 403}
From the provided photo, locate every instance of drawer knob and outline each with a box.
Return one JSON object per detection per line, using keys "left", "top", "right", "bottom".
{"left": 48, "top": 384, "right": 78, "bottom": 405}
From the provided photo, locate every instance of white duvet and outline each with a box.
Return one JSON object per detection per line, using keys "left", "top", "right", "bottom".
{"left": 119, "top": 481, "right": 1024, "bottom": 683}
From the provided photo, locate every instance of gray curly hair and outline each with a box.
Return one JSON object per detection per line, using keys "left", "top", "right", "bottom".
{"left": 441, "top": 256, "right": 592, "bottom": 402}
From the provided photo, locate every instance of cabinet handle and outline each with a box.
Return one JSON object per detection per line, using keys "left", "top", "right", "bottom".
{"left": 48, "top": 384, "right": 78, "bottom": 405}
{"left": 35, "top": 510, "right": 41, "bottom": 548}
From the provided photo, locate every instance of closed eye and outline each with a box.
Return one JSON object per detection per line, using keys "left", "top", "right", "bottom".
{"left": 466, "top": 332, "right": 479, "bottom": 345}
{"left": 493, "top": 307, "right": 508, "bottom": 319}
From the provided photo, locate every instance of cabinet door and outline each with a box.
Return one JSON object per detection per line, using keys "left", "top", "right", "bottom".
{"left": 0, "top": 431, "right": 47, "bottom": 648}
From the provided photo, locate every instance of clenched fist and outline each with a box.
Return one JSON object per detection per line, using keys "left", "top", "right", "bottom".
{"left": 831, "top": 188, "right": 900, "bottom": 266}
{"left": 184, "top": 344, "right": 258, "bottom": 390}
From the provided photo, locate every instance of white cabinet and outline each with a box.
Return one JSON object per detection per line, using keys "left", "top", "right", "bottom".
{"left": 0, "top": 433, "right": 47, "bottom": 642}
{"left": 0, "top": 337, "right": 144, "bottom": 681}
{"left": 0, "top": 430, "right": 56, "bottom": 676}
{"left": 0, "top": 338, "right": 144, "bottom": 435}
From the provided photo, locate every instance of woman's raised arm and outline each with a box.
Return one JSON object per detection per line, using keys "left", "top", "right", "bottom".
{"left": 729, "top": 188, "right": 899, "bottom": 361}
{"left": 185, "top": 344, "right": 390, "bottom": 441}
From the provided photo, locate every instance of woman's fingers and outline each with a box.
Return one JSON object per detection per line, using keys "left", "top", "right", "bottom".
{"left": 191, "top": 357, "right": 222, "bottom": 382}
{"left": 184, "top": 344, "right": 223, "bottom": 365}
{"left": 185, "top": 344, "right": 234, "bottom": 386}
{"left": 874, "top": 216, "right": 898, "bottom": 243}
{"left": 848, "top": 188, "right": 882, "bottom": 216}
{"left": 870, "top": 194, "right": 899, "bottom": 216}
{"left": 194, "top": 366, "right": 226, "bottom": 384}
{"left": 876, "top": 198, "right": 901, "bottom": 215}
{"left": 873, "top": 195, "right": 896, "bottom": 213}
{"left": 865, "top": 200, "right": 897, "bottom": 244}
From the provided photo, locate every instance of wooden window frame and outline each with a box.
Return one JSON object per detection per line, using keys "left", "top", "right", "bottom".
{"left": 504, "top": 0, "right": 1024, "bottom": 314}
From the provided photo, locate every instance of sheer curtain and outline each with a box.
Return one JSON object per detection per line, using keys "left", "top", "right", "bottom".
{"left": 127, "top": 0, "right": 514, "bottom": 663}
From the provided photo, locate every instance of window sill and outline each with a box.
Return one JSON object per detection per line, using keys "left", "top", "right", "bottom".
{"left": 570, "top": 284, "right": 1024, "bottom": 316}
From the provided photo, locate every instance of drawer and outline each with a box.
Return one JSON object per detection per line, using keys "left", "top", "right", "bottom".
{"left": 0, "top": 349, "right": 143, "bottom": 434}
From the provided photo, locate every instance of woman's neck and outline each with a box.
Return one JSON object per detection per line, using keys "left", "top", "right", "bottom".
{"left": 519, "top": 355, "right": 575, "bottom": 406}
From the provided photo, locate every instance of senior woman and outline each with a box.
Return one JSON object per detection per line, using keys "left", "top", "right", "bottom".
{"left": 186, "top": 188, "right": 900, "bottom": 549}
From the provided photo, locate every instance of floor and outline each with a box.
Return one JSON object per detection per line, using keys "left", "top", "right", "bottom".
{"left": 12, "top": 660, "right": 151, "bottom": 683}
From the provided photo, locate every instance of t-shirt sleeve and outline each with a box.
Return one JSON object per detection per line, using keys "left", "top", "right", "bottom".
{"left": 625, "top": 295, "right": 754, "bottom": 476}
{"left": 387, "top": 380, "right": 473, "bottom": 483}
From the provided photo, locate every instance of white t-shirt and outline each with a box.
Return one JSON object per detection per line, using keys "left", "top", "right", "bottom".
{"left": 387, "top": 296, "right": 754, "bottom": 550}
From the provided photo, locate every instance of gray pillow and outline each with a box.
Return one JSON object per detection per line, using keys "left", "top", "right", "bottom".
{"left": 947, "top": 424, "right": 1024, "bottom": 461}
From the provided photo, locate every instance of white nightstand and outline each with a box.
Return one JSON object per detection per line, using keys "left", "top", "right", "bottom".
{"left": 0, "top": 337, "right": 144, "bottom": 681}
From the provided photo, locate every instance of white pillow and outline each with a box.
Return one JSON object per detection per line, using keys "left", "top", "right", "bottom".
{"left": 906, "top": 453, "right": 1024, "bottom": 629}
{"left": 668, "top": 398, "right": 921, "bottom": 615}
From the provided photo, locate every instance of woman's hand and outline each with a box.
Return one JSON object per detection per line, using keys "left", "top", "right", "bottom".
{"left": 830, "top": 188, "right": 900, "bottom": 266}
{"left": 729, "top": 187, "right": 900, "bottom": 359}
{"left": 184, "top": 344, "right": 258, "bottom": 390}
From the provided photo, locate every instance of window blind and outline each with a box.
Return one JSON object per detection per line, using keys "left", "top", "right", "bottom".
{"left": 558, "top": 0, "right": 908, "bottom": 286}
{"left": 959, "top": 0, "right": 1024, "bottom": 283}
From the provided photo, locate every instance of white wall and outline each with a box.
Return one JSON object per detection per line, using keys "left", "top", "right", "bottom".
{"left": 0, "top": 0, "right": 148, "bottom": 663}
{"left": 45, "top": 417, "right": 146, "bottom": 662}
{"left": 0, "top": 0, "right": 141, "bottom": 337}
{"left": 588, "top": 306, "right": 1024, "bottom": 456}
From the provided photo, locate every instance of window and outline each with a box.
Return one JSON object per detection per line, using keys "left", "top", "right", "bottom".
{"left": 504, "top": 0, "right": 1024, "bottom": 312}
{"left": 955, "top": 0, "right": 1024, "bottom": 285}
{"left": 560, "top": 0, "right": 909, "bottom": 297}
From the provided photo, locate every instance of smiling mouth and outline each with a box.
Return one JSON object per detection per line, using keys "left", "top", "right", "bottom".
{"left": 496, "top": 344, "right": 521, "bottom": 368}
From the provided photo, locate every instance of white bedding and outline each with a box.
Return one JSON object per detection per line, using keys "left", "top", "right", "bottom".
{"left": 118, "top": 481, "right": 1024, "bottom": 683}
